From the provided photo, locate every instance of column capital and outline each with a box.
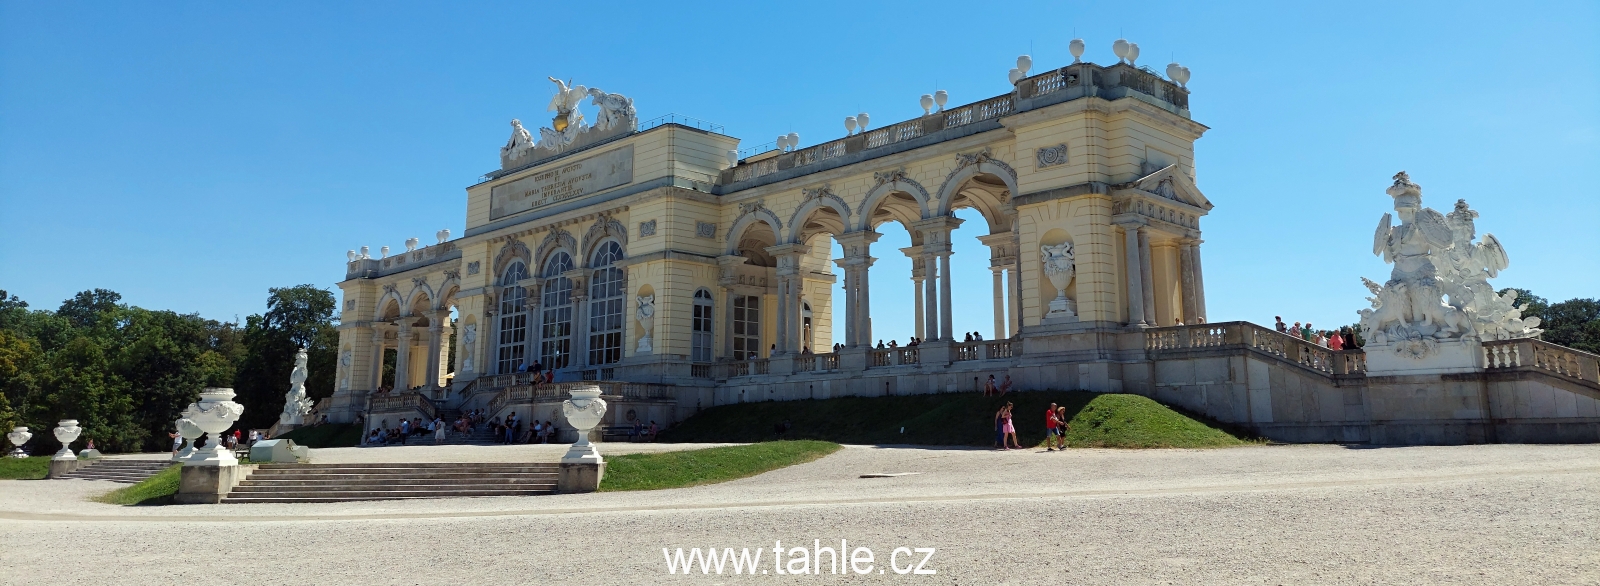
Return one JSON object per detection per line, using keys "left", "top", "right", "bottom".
{"left": 898, "top": 245, "right": 924, "bottom": 259}
{"left": 833, "top": 230, "right": 881, "bottom": 250}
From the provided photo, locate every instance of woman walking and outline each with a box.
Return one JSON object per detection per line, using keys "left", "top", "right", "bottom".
{"left": 994, "top": 405, "right": 1007, "bottom": 449}
{"left": 1002, "top": 402, "right": 1022, "bottom": 450}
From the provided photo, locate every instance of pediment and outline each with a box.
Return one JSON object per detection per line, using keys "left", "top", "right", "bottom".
{"left": 1131, "top": 164, "right": 1211, "bottom": 210}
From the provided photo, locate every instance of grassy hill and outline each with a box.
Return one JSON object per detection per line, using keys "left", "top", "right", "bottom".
{"left": 657, "top": 390, "right": 1255, "bottom": 449}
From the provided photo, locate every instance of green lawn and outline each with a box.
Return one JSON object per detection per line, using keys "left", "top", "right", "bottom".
{"left": 275, "top": 423, "right": 362, "bottom": 448}
{"left": 600, "top": 440, "right": 841, "bottom": 491}
{"left": 93, "top": 464, "right": 180, "bottom": 505}
{"left": 0, "top": 456, "right": 51, "bottom": 480}
{"left": 657, "top": 390, "right": 1254, "bottom": 449}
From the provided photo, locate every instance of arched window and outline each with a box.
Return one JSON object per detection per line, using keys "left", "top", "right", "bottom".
{"left": 539, "top": 252, "right": 575, "bottom": 370}
{"left": 692, "top": 289, "right": 714, "bottom": 362}
{"left": 733, "top": 295, "right": 761, "bottom": 360}
{"left": 495, "top": 261, "right": 529, "bottom": 374}
{"left": 588, "top": 241, "right": 626, "bottom": 366}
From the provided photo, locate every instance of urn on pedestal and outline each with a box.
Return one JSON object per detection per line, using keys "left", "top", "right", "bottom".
{"left": 52, "top": 420, "right": 82, "bottom": 460}
{"left": 172, "top": 417, "right": 204, "bottom": 461}
{"left": 1041, "top": 242, "right": 1078, "bottom": 318}
{"left": 185, "top": 388, "right": 245, "bottom": 466}
{"left": 6, "top": 426, "right": 30, "bottom": 458}
{"left": 561, "top": 386, "right": 608, "bottom": 464}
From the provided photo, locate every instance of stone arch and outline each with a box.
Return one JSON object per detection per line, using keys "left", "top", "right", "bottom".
{"left": 374, "top": 286, "right": 404, "bottom": 321}
{"left": 491, "top": 238, "right": 532, "bottom": 281}
{"left": 787, "top": 191, "right": 852, "bottom": 244}
{"left": 435, "top": 280, "right": 461, "bottom": 311}
{"left": 936, "top": 156, "right": 1018, "bottom": 217}
{"left": 856, "top": 175, "right": 932, "bottom": 231}
{"left": 533, "top": 228, "right": 577, "bottom": 275}
{"left": 580, "top": 214, "right": 628, "bottom": 265}
{"left": 724, "top": 204, "right": 784, "bottom": 256}
{"left": 404, "top": 277, "right": 435, "bottom": 311}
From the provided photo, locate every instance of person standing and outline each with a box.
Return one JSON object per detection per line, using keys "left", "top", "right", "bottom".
{"left": 1275, "top": 316, "right": 1287, "bottom": 333}
{"left": 1288, "top": 322, "right": 1302, "bottom": 338}
{"left": 1302, "top": 323, "right": 1315, "bottom": 342}
{"left": 1045, "top": 403, "right": 1061, "bottom": 452}
{"left": 994, "top": 405, "right": 1007, "bottom": 450}
{"left": 1056, "top": 406, "right": 1071, "bottom": 449}
{"left": 1002, "top": 403, "right": 1022, "bottom": 450}
{"left": 1327, "top": 330, "right": 1345, "bottom": 352}
{"left": 433, "top": 417, "right": 446, "bottom": 444}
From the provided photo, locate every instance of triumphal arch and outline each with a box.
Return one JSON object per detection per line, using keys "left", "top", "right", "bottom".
{"left": 323, "top": 51, "right": 1600, "bottom": 445}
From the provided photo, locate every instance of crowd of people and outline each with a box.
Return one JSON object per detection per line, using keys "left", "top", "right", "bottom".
{"left": 990, "top": 401, "right": 1073, "bottom": 451}
{"left": 1273, "top": 316, "right": 1361, "bottom": 350}
{"left": 363, "top": 409, "right": 573, "bottom": 447}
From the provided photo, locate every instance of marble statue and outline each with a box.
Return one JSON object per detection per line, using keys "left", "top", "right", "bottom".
{"left": 278, "top": 348, "right": 314, "bottom": 426}
{"left": 460, "top": 323, "right": 477, "bottom": 373}
{"left": 501, "top": 119, "right": 534, "bottom": 162}
{"left": 635, "top": 295, "right": 655, "bottom": 353}
{"left": 7, "top": 426, "right": 30, "bottom": 458}
{"left": 405, "top": 237, "right": 419, "bottom": 252}
{"left": 587, "top": 88, "right": 636, "bottom": 132}
{"left": 1359, "top": 172, "right": 1539, "bottom": 364}
{"left": 338, "top": 349, "right": 353, "bottom": 390}
{"left": 1041, "top": 242, "right": 1077, "bottom": 317}
{"left": 539, "top": 77, "right": 588, "bottom": 151}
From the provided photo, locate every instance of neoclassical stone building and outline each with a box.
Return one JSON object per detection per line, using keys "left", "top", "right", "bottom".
{"left": 325, "top": 56, "right": 1214, "bottom": 429}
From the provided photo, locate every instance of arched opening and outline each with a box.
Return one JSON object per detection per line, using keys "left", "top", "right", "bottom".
{"left": 855, "top": 184, "right": 926, "bottom": 347}
{"left": 692, "top": 288, "right": 714, "bottom": 362}
{"left": 728, "top": 219, "right": 778, "bottom": 359}
{"left": 946, "top": 171, "right": 1015, "bottom": 341}
{"left": 539, "top": 252, "right": 575, "bottom": 370}
{"left": 588, "top": 240, "right": 626, "bottom": 366}
{"left": 495, "top": 261, "right": 529, "bottom": 375}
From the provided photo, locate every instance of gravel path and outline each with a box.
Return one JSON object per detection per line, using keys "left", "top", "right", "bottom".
{"left": 2, "top": 443, "right": 1596, "bottom": 584}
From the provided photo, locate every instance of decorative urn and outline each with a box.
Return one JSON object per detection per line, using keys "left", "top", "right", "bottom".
{"left": 185, "top": 387, "right": 244, "bottom": 466}
{"left": 560, "top": 385, "right": 608, "bottom": 463}
{"left": 7, "top": 426, "right": 30, "bottom": 458}
{"left": 52, "top": 420, "right": 82, "bottom": 460}
{"left": 173, "top": 417, "right": 204, "bottom": 461}
{"left": 1069, "top": 38, "right": 1085, "bottom": 63}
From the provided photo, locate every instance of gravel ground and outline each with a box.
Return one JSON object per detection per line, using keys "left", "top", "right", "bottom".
{"left": 2, "top": 443, "right": 1597, "bottom": 585}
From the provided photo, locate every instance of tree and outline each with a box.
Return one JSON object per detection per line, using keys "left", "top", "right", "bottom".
{"left": 57, "top": 289, "right": 122, "bottom": 331}
{"left": 1500, "top": 288, "right": 1600, "bottom": 355}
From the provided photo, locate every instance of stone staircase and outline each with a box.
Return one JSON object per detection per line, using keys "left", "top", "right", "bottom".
{"left": 222, "top": 462, "right": 561, "bottom": 503}
{"left": 56, "top": 459, "right": 174, "bottom": 483}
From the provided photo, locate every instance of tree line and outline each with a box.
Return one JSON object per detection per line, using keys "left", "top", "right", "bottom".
{"left": 0, "top": 285, "right": 338, "bottom": 454}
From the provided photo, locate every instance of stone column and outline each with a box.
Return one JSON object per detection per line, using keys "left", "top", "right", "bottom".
{"left": 1192, "top": 241, "right": 1208, "bottom": 322}
{"left": 716, "top": 255, "right": 746, "bottom": 359}
{"left": 367, "top": 328, "right": 386, "bottom": 391}
{"left": 425, "top": 317, "right": 444, "bottom": 390}
{"left": 938, "top": 252, "right": 954, "bottom": 341}
{"left": 922, "top": 252, "right": 939, "bottom": 341}
{"left": 1119, "top": 223, "right": 1148, "bottom": 326}
{"left": 835, "top": 260, "right": 856, "bottom": 347}
{"left": 723, "top": 288, "right": 736, "bottom": 357}
{"left": 989, "top": 267, "right": 1006, "bottom": 338}
{"left": 1138, "top": 229, "right": 1156, "bottom": 325}
{"left": 858, "top": 257, "right": 874, "bottom": 345}
{"left": 564, "top": 269, "right": 589, "bottom": 370}
{"left": 1008, "top": 268, "right": 1020, "bottom": 336}
{"left": 774, "top": 275, "right": 789, "bottom": 354}
{"left": 393, "top": 321, "right": 412, "bottom": 391}
{"left": 900, "top": 245, "right": 925, "bottom": 341}
{"left": 522, "top": 281, "right": 542, "bottom": 370}
{"left": 485, "top": 307, "right": 500, "bottom": 374}
{"left": 765, "top": 243, "right": 811, "bottom": 355}
{"left": 1180, "top": 241, "right": 1198, "bottom": 324}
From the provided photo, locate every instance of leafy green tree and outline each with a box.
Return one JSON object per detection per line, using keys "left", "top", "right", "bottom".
{"left": 1541, "top": 298, "right": 1600, "bottom": 354}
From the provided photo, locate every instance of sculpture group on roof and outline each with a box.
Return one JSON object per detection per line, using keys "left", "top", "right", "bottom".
{"left": 499, "top": 77, "right": 637, "bottom": 168}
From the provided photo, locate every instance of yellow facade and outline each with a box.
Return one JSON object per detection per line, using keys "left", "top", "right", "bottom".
{"left": 325, "top": 61, "right": 1213, "bottom": 421}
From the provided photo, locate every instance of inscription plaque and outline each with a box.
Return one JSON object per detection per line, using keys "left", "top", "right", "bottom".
{"left": 490, "top": 145, "right": 634, "bottom": 220}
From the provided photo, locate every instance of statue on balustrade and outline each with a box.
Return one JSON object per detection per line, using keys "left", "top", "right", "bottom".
{"left": 278, "top": 348, "right": 315, "bottom": 426}
{"left": 1360, "top": 172, "right": 1540, "bottom": 359}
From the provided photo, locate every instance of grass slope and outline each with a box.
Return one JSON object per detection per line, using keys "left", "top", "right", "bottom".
{"left": 276, "top": 423, "right": 362, "bottom": 448}
{"left": 658, "top": 391, "right": 1252, "bottom": 449}
{"left": 94, "top": 464, "right": 180, "bottom": 505}
{"left": 601, "top": 440, "right": 840, "bottom": 491}
{"left": 0, "top": 456, "right": 51, "bottom": 480}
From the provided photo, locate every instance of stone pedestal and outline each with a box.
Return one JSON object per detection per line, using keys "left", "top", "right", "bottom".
{"left": 769, "top": 354, "right": 797, "bottom": 376}
{"left": 917, "top": 341, "right": 954, "bottom": 366}
{"left": 1364, "top": 338, "right": 1483, "bottom": 376}
{"left": 558, "top": 461, "right": 605, "bottom": 493}
{"left": 46, "top": 459, "right": 81, "bottom": 478}
{"left": 174, "top": 465, "right": 250, "bottom": 504}
{"left": 838, "top": 347, "right": 869, "bottom": 371}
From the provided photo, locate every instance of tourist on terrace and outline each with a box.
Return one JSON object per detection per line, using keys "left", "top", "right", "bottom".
{"left": 877, "top": 340, "right": 886, "bottom": 349}
{"left": 984, "top": 374, "right": 997, "bottom": 396}
{"left": 964, "top": 332, "right": 974, "bottom": 342}
{"left": 1288, "top": 322, "right": 1302, "bottom": 338}
{"left": 1327, "top": 329, "right": 1345, "bottom": 351}
{"left": 999, "top": 375, "right": 1014, "bottom": 395}
{"left": 1275, "top": 316, "right": 1287, "bottom": 332}
{"left": 1302, "top": 323, "right": 1315, "bottom": 342}
{"left": 888, "top": 340, "right": 898, "bottom": 348}
{"left": 543, "top": 420, "right": 556, "bottom": 443}
{"left": 975, "top": 331, "right": 983, "bottom": 341}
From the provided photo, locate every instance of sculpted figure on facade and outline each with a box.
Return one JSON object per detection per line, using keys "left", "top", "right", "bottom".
{"left": 1359, "top": 172, "right": 1538, "bottom": 359}
{"left": 587, "top": 88, "right": 636, "bottom": 132}
{"left": 460, "top": 323, "right": 477, "bottom": 374}
{"left": 278, "top": 347, "right": 314, "bottom": 426}
{"left": 539, "top": 77, "right": 588, "bottom": 151}
{"left": 502, "top": 119, "right": 535, "bottom": 162}
{"left": 635, "top": 294, "right": 655, "bottom": 353}
{"left": 338, "top": 349, "right": 352, "bottom": 390}
{"left": 1041, "top": 242, "right": 1077, "bottom": 317}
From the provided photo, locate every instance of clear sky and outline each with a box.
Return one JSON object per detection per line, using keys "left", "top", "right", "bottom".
{"left": 1, "top": 1, "right": 1595, "bottom": 344}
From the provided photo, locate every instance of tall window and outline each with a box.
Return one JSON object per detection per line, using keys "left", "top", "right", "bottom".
{"left": 495, "top": 261, "right": 529, "bottom": 374}
{"left": 692, "top": 289, "right": 714, "bottom": 362}
{"left": 539, "top": 253, "right": 575, "bottom": 370}
{"left": 733, "top": 295, "right": 761, "bottom": 360}
{"left": 588, "top": 241, "right": 626, "bottom": 366}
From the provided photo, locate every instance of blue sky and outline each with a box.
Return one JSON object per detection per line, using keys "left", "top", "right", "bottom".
{"left": 1, "top": 1, "right": 1595, "bottom": 344}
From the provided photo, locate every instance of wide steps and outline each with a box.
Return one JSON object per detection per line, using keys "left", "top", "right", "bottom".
{"left": 56, "top": 460, "right": 173, "bottom": 483}
{"left": 222, "top": 462, "right": 562, "bottom": 504}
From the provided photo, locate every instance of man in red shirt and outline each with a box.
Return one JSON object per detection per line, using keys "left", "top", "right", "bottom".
{"left": 1045, "top": 403, "right": 1061, "bottom": 451}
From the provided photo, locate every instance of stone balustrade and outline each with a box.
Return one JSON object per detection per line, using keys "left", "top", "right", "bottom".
{"left": 368, "top": 391, "right": 437, "bottom": 421}
{"left": 1484, "top": 338, "right": 1600, "bottom": 387}
{"left": 1145, "top": 321, "right": 1354, "bottom": 376}
{"left": 722, "top": 62, "right": 1188, "bottom": 186}
{"left": 955, "top": 340, "right": 1014, "bottom": 362}
{"left": 487, "top": 381, "right": 677, "bottom": 419}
